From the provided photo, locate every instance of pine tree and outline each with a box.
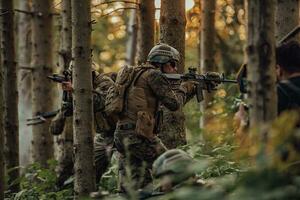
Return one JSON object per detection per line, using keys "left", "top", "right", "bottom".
{"left": 0, "top": 0, "right": 20, "bottom": 192}
{"left": 17, "top": 0, "right": 32, "bottom": 167}
{"left": 0, "top": 31, "right": 4, "bottom": 200}
{"left": 137, "top": 0, "right": 155, "bottom": 64}
{"left": 126, "top": 7, "right": 138, "bottom": 66}
{"left": 31, "top": 0, "right": 55, "bottom": 166}
{"left": 200, "top": 0, "right": 217, "bottom": 128}
{"left": 160, "top": 0, "right": 186, "bottom": 73}
{"left": 247, "top": 0, "right": 277, "bottom": 126}
{"left": 158, "top": 0, "right": 187, "bottom": 149}
{"left": 56, "top": 0, "right": 73, "bottom": 187}
{"left": 72, "top": 0, "right": 96, "bottom": 196}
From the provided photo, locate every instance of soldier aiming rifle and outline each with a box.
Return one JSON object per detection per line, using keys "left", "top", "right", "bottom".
{"left": 164, "top": 68, "right": 237, "bottom": 102}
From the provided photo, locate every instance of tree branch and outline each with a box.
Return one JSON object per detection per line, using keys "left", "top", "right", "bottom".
{"left": 18, "top": 66, "right": 34, "bottom": 71}
{"left": 98, "top": 7, "right": 138, "bottom": 18}
{"left": 93, "top": 1, "right": 140, "bottom": 7}
{"left": 14, "top": 9, "right": 59, "bottom": 16}
{"left": 0, "top": 11, "right": 9, "bottom": 16}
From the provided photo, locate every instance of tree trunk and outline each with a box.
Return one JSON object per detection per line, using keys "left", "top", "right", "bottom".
{"left": 72, "top": 0, "right": 96, "bottom": 196}
{"left": 126, "top": 8, "right": 138, "bottom": 66}
{"left": 137, "top": 0, "right": 155, "bottom": 64}
{"left": 0, "top": 0, "right": 20, "bottom": 192}
{"left": 247, "top": 0, "right": 277, "bottom": 127}
{"left": 158, "top": 0, "right": 187, "bottom": 149}
{"left": 275, "top": 0, "right": 299, "bottom": 42}
{"left": 56, "top": 0, "right": 73, "bottom": 186}
{"left": 31, "top": 0, "right": 55, "bottom": 166}
{"left": 160, "top": 0, "right": 186, "bottom": 73}
{"left": 17, "top": 0, "right": 32, "bottom": 167}
{"left": 200, "top": 0, "right": 216, "bottom": 128}
{"left": 0, "top": 34, "right": 4, "bottom": 200}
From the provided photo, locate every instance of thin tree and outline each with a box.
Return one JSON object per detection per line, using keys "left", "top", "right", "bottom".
{"left": 126, "top": 7, "right": 138, "bottom": 66}
{"left": 56, "top": 0, "right": 73, "bottom": 186}
{"left": 72, "top": 0, "right": 96, "bottom": 196}
{"left": 247, "top": 0, "right": 277, "bottom": 126}
{"left": 160, "top": 0, "right": 186, "bottom": 73}
{"left": 17, "top": 0, "right": 32, "bottom": 167}
{"left": 31, "top": 0, "right": 55, "bottom": 166}
{"left": 0, "top": 35, "right": 4, "bottom": 200}
{"left": 200, "top": 0, "right": 216, "bottom": 128}
{"left": 275, "top": 0, "right": 299, "bottom": 41}
{"left": 0, "top": 0, "right": 20, "bottom": 192}
{"left": 158, "top": 0, "right": 187, "bottom": 148}
{"left": 137, "top": 0, "right": 155, "bottom": 64}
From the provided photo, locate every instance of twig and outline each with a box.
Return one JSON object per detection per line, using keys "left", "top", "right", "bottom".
{"left": 54, "top": 1, "right": 62, "bottom": 9}
{"left": 18, "top": 66, "right": 34, "bottom": 71}
{"left": 100, "top": 7, "right": 137, "bottom": 18}
{"left": 93, "top": 1, "right": 140, "bottom": 7}
{"left": 0, "top": 11, "right": 9, "bottom": 16}
{"left": 14, "top": 9, "right": 59, "bottom": 16}
{"left": 14, "top": 9, "right": 34, "bottom": 15}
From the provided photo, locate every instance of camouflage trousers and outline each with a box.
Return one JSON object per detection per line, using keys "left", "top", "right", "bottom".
{"left": 114, "top": 129, "right": 166, "bottom": 191}
{"left": 94, "top": 133, "right": 115, "bottom": 183}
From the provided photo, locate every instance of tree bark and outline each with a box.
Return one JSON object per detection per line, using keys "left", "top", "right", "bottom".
{"left": 200, "top": 0, "right": 216, "bottom": 128}
{"left": 247, "top": 0, "right": 277, "bottom": 127}
{"left": 126, "top": 8, "right": 138, "bottom": 66}
{"left": 0, "top": 0, "right": 20, "bottom": 192}
{"left": 17, "top": 0, "right": 32, "bottom": 167}
{"left": 0, "top": 33, "right": 4, "bottom": 200}
{"left": 275, "top": 0, "right": 299, "bottom": 42}
{"left": 158, "top": 0, "right": 187, "bottom": 148}
{"left": 56, "top": 0, "right": 73, "bottom": 186}
{"left": 160, "top": 0, "right": 186, "bottom": 73}
{"left": 137, "top": 0, "right": 155, "bottom": 64}
{"left": 31, "top": 0, "right": 55, "bottom": 166}
{"left": 72, "top": 0, "right": 96, "bottom": 196}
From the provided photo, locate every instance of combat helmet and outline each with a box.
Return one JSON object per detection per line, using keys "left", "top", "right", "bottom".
{"left": 147, "top": 43, "right": 180, "bottom": 64}
{"left": 153, "top": 149, "right": 194, "bottom": 185}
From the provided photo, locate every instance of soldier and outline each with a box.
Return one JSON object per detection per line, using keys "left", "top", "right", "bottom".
{"left": 50, "top": 67, "right": 118, "bottom": 187}
{"left": 111, "top": 43, "right": 197, "bottom": 191}
{"left": 152, "top": 149, "right": 196, "bottom": 192}
{"left": 276, "top": 40, "right": 300, "bottom": 114}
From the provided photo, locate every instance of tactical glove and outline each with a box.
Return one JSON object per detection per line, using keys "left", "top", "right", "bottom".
{"left": 179, "top": 80, "right": 198, "bottom": 95}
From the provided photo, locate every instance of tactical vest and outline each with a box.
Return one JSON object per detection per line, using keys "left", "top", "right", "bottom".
{"left": 119, "top": 64, "right": 158, "bottom": 124}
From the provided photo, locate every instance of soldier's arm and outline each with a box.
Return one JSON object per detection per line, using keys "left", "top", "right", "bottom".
{"left": 147, "top": 70, "right": 183, "bottom": 111}
{"left": 93, "top": 73, "right": 115, "bottom": 112}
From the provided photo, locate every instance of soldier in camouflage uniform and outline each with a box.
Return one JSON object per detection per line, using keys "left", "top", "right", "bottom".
{"left": 50, "top": 69, "right": 118, "bottom": 186}
{"left": 158, "top": 79, "right": 195, "bottom": 149}
{"left": 113, "top": 43, "right": 196, "bottom": 191}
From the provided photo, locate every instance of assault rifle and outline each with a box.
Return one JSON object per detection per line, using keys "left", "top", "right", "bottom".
{"left": 164, "top": 68, "right": 237, "bottom": 102}
{"left": 27, "top": 110, "right": 60, "bottom": 125}
{"left": 27, "top": 70, "right": 73, "bottom": 126}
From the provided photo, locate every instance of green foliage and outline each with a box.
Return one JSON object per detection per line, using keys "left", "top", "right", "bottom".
{"left": 99, "top": 154, "right": 119, "bottom": 193}
{"left": 12, "top": 160, "right": 73, "bottom": 200}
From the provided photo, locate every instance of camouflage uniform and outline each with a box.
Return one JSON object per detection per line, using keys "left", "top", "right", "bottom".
{"left": 114, "top": 63, "right": 191, "bottom": 191}
{"left": 158, "top": 79, "right": 195, "bottom": 149}
{"left": 50, "top": 71, "right": 117, "bottom": 185}
{"left": 93, "top": 72, "right": 118, "bottom": 183}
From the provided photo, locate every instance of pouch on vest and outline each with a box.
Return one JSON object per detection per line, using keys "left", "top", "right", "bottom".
{"left": 135, "top": 111, "right": 155, "bottom": 140}
{"left": 105, "top": 65, "right": 135, "bottom": 115}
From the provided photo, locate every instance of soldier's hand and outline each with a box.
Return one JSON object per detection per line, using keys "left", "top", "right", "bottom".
{"left": 179, "top": 80, "right": 198, "bottom": 94}
{"left": 62, "top": 81, "right": 73, "bottom": 92}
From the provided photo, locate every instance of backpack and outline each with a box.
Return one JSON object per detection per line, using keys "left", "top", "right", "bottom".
{"left": 105, "top": 65, "right": 142, "bottom": 116}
